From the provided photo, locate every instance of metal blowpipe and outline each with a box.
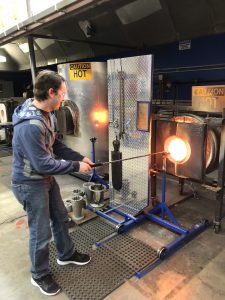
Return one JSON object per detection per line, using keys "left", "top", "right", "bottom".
{"left": 91, "top": 151, "right": 168, "bottom": 167}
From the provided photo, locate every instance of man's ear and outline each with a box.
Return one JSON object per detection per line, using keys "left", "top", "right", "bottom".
{"left": 48, "top": 88, "right": 55, "bottom": 98}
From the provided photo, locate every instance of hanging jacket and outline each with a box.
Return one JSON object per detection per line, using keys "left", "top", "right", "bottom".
{"left": 12, "top": 98, "right": 84, "bottom": 183}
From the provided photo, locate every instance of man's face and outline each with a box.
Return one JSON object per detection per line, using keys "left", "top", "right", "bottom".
{"left": 50, "top": 81, "right": 67, "bottom": 111}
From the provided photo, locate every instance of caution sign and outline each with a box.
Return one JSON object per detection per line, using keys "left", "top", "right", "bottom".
{"left": 192, "top": 85, "right": 225, "bottom": 112}
{"left": 69, "top": 62, "right": 92, "bottom": 80}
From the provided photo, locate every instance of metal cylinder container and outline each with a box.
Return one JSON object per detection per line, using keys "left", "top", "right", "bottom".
{"left": 88, "top": 184, "right": 106, "bottom": 208}
{"left": 83, "top": 182, "right": 95, "bottom": 204}
{"left": 71, "top": 195, "right": 85, "bottom": 220}
{"left": 64, "top": 199, "right": 73, "bottom": 213}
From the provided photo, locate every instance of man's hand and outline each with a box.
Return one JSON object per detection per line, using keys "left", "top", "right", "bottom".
{"left": 79, "top": 161, "right": 92, "bottom": 172}
{"left": 82, "top": 157, "right": 94, "bottom": 166}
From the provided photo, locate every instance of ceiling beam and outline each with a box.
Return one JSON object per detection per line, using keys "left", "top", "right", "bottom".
{"left": 0, "top": 0, "right": 98, "bottom": 46}
{"left": 31, "top": 33, "right": 137, "bottom": 50}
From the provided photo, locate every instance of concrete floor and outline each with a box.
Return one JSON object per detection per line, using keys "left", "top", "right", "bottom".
{"left": 1, "top": 155, "right": 225, "bottom": 300}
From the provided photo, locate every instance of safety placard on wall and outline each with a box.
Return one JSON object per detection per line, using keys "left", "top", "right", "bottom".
{"left": 192, "top": 85, "right": 225, "bottom": 112}
{"left": 68, "top": 62, "right": 92, "bottom": 80}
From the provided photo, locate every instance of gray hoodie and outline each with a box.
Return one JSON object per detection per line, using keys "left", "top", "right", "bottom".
{"left": 12, "top": 99, "right": 84, "bottom": 183}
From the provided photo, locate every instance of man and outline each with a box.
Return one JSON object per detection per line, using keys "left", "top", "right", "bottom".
{"left": 12, "top": 70, "right": 93, "bottom": 296}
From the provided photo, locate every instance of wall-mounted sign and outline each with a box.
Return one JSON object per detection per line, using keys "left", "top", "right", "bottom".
{"left": 179, "top": 40, "right": 191, "bottom": 51}
{"left": 69, "top": 62, "right": 92, "bottom": 80}
{"left": 192, "top": 85, "right": 225, "bottom": 112}
{"left": 136, "top": 101, "right": 150, "bottom": 131}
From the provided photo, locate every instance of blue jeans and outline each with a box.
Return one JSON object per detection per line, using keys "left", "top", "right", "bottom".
{"left": 12, "top": 177, "right": 74, "bottom": 279}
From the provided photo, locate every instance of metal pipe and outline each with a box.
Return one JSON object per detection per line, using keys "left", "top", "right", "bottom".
{"left": 28, "top": 36, "right": 36, "bottom": 86}
{"left": 92, "top": 151, "right": 167, "bottom": 167}
{"left": 118, "top": 67, "right": 126, "bottom": 139}
{"left": 31, "top": 33, "right": 137, "bottom": 50}
{"left": 154, "top": 62, "right": 225, "bottom": 75}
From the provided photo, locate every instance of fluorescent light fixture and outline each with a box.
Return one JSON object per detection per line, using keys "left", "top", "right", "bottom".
{"left": 0, "top": 55, "right": 7, "bottom": 62}
{"left": 18, "top": 42, "right": 37, "bottom": 53}
{"left": 47, "top": 58, "right": 58, "bottom": 65}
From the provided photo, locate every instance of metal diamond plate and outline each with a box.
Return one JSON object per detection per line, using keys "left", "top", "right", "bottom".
{"left": 107, "top": 55, "right": 153, "bottom": 215}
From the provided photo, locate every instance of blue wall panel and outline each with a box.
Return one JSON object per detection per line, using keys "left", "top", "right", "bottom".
{"left": 150, "top": 32, "right": 225, "bottom": 100}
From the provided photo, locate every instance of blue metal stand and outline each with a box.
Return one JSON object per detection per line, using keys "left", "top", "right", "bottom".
{"left": 135, "top": 220, "right": 208, "bottom": 278}
{"left": 88, "top": 145, "right": 208, "bottom": 271}
{"left": 145, "top": 155, "right": 188, "bottom": 234}
{"left": 145, "top": 170, "right": 189, "bottom": 235}
{"left": 88, "top": 202, "right": 145, "bottom": 229}
{"left": 89, "top": 137, "right": 109, "bottom": 188}
{"left": 135, "top": 156, "right": 209, "bottom": 278}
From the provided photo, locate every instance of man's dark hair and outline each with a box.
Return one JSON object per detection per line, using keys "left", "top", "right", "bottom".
{"left": 33, "top": 70, "right": 65, "bottom": 101}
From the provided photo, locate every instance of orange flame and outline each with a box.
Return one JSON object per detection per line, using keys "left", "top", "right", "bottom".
{"left": 92, "top": 110, "right": 108, "bottom": 126}
{"left": 165, "top": 136, "right": 191, "bottom": 164}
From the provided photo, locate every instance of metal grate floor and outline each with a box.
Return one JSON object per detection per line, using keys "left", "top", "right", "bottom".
{"left": 50, "top": 246, "right": 133, "bottom": 300}
{"left": 103, "top": 233, "right": 158, "bottom": 272}
{"left": 49, "top": 217, "right": 158, "bottom": 300}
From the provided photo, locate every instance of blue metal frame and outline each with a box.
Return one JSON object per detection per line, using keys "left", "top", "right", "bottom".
{"left": 145, "top": 171, "right": 189, "bottom": 235}
{"left": 87, "top": 203, "right": 145, "bottom": 228}
{"left": 135, "top": 158, "right": 208, "bottom": 278}
{"left": 135, "top": 221, "right": 208, "bottom": 278}
{"left": 90, "top": 166, "right": 208, "bottom": 278}
{"left": 87, "top": 138, "right": 208, "bottom": 277}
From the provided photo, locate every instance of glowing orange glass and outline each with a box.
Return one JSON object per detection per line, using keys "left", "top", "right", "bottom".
{"left": 93, "top": 110, "right": 108, "bottom": 125}
{"left": 165, "top": 136, "right": 191, "bottom": 164}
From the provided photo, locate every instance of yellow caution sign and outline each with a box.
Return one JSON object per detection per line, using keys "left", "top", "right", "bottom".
{"left": 68, "top": 62, "right": 92, "bottom": 80}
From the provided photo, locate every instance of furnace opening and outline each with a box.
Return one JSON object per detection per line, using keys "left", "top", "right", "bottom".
{"left": 164, "top": 136, "right": 191, "bottom": 164}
